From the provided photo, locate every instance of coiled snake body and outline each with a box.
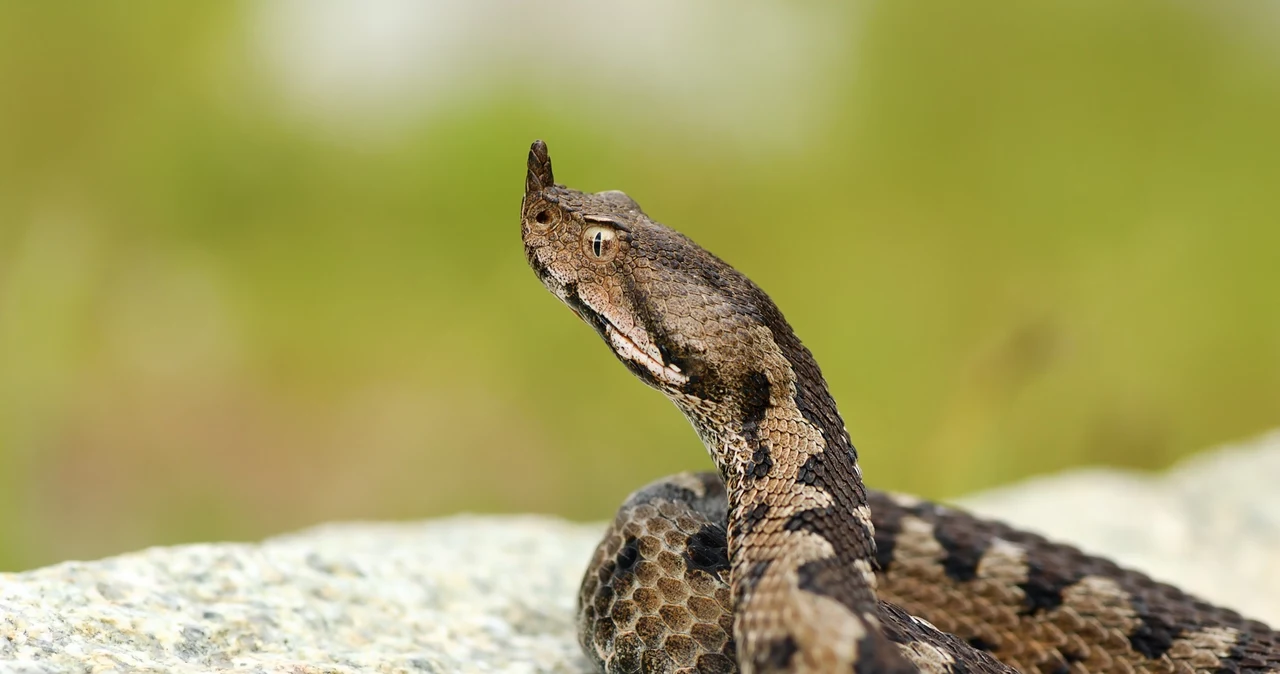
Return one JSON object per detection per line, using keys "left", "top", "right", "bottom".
{"left": 518, "top": 140, "right": 1280, "bottom": 674}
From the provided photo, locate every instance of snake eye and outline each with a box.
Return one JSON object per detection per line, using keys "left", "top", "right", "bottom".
{"left": 583, "top": 226, "right": 619, "bottom": 262}
{"left": 532, "top": 208, "right": 552, "bottom": 227}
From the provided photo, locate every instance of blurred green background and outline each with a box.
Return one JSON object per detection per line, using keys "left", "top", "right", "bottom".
{"left": 2, "top": 1, "right": 1278, "bottom": 571}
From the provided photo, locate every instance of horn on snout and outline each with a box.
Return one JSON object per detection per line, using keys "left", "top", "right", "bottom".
{"left": 526, "top": 140, "right": 554, "bottom": 194}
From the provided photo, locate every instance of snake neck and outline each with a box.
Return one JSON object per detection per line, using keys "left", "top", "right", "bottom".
{"left": 669, "top": 329, "right": 907, "bottom": 673}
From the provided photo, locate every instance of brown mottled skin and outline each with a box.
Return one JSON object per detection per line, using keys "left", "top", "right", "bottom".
{"left": 519, "top": 140, "right": 1280, "bottom": 674}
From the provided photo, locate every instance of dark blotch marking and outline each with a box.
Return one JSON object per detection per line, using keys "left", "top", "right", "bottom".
{"left": 740, "top": 370, "right": 773, "bottom": 480}
{"left": 1018, "top": 561, "right": 1084, "bottom": 616}
{"left": 683, "top": 525, "right": 729, "bottom": 574}
{"left": 745, "top": 445, "right": 773, "bottom": 480}
{"left": 851, "top": 632, "right": 879, "bottom": 674}
{"left": 756, "top": 636, "right": 798, "bottom": 671}
{"left": 794, "top": 555, "right": 867, "bottom": 611}
{"left": 796, "top": 453, "right": 823, "bottom": 488}
{"left": 932, "top": 519, "right": 992, "bottom": 583}
{"left": 740, "top": 370, "right": 771, "bottom": 440}
{"left": 613, "top": 537, "right": 640, "bottom": 579}
{"left": 1125, "top": 600, "right": 1183, "bottom": 659}
{"left": 783, "top": 506, "right": 834, "bottom": 533}
{"left": 741, "top": 503, "right": 770, "bottom": 534}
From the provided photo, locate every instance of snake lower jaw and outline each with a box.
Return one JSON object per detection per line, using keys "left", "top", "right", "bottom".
{"left": 605, "top": 323, "right": 689, "bottom": 387}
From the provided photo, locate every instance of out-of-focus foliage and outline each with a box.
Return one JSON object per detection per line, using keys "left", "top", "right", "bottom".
{"left": 1, "top": 1, "right": 1277, "bottom": 571}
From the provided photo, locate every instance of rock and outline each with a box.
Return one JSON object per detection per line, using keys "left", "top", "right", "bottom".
{"left": 1, "top": 516, "right": 604, "bottom": 673}
{"left": 2, "top": 431, "right": 1279, "bottom": 673}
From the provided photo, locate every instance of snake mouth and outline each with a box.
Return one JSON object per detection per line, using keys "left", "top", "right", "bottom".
{"left": 603, "top": 322, "right": 689, "bottom": 387}
{"left": 537, "top": 264, "right": 688, "bottom": 388}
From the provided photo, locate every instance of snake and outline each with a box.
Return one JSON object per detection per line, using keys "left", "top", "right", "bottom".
{"left": 518, "top": 140, "right": 1280, "bottom": 674}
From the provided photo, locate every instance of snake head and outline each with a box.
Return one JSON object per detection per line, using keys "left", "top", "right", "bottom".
{"left": 521, "top": 140, "right": 689, "bottom": 390}
{"left": 520, "top": 140, "right": 804, "bottom": 418}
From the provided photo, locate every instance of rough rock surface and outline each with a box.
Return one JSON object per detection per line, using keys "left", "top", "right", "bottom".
{"left": 2, "top": 431, "right": 1279, "bottom": 673}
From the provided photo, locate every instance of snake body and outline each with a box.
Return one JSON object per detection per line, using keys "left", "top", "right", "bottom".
{"left": 518, "top": 140, "right": 1280, "bottom": 674}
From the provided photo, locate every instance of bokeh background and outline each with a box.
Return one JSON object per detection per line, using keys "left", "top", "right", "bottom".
{"left": 2, "top": 1, "right": 1279, "bottom": 571}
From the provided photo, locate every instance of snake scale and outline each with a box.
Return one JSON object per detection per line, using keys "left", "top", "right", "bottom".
{"left": 518, "top": 140, "right": 1280, "bottom": 674}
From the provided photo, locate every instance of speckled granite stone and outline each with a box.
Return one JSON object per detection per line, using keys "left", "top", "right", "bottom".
{"left": 2, "top": 431, "right": 1279, "bottom": 673}
{"left": 1, "top": 515, "right": 604, "bottom": 673}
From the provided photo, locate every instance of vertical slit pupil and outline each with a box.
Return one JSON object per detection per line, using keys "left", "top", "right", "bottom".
{"left": 593, "top": 231, "right": 604, "bottom": 257}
